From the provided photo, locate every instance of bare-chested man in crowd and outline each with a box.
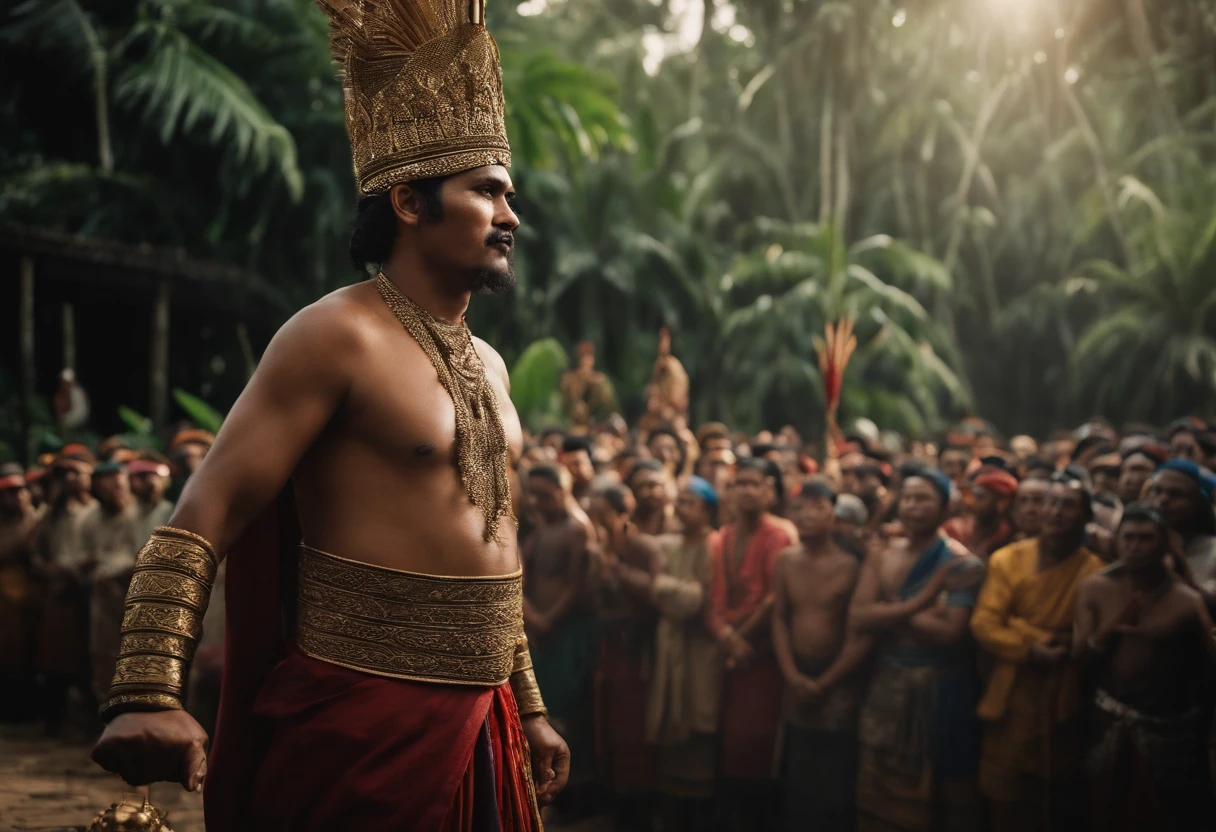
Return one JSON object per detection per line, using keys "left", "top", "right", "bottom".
{"left": 772, "top": 479, "right": 866, "bottom": 832}
{"left": 1074, "top": 502, "right": 1216, "bottom": 831}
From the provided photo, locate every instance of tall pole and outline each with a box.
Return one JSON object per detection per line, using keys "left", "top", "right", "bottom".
{"left": 150, "top": 279, "right": 170, "bottom": 430}
{"left": 62, "top": 302, "right": 76, "bottom": 371}
{"left": 19, "top": 256, "right": 36, "bottom": 464}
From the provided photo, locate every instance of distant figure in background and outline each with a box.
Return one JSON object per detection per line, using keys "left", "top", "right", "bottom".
{"left": 834, "top": 493, "right": 870, "bottom": 549}
{"left": 520, "top": 464, "right": 595, "bottom": 820}
{"left": 128, "top": 455, "right": 174, "bottom": 540}
{"left": 772, "top": 481, "right": 867, "bottom": 832}
{"left": 0, "top": 463, "right": 46, "bottom": 711}
{"left": 560, "top": 435, "right": 596, "bottom": 512}
{"left": 37, "top": 446, "right": 97, "bottom": 733}
{"left": 1116, "top": 444, "right": 1167, "bottom": 506}
{"left": 81, "top": 462, "right": 144, "bottom": 705}
{"left": 1011, "top": 477, "right": 1049, "bottom": 541}
{"left": 1074, "top": 503, "right": 1216, "bottom": 832}
{"left": 646, "top": 478, "right": 722, "bottom": 831}
{"left": 561, "top": 342, "right": 614, "bottom": 433}
{"left": 52, "top": 368, "right": 90, "bottom": 434}
{"left": 971, "top": 475, "right": 1104, "bottom": 832}
{"left": 166, "top": 428, "right": 215, "bottom": 496}
{"left": 851, "top": 471, "right": 985, "bottom": 832}
{"left": 628, "top": 459, "right": 678, "bottom": 536}
{"left": 639, "top": 326, "right": 690, "bottom": 435}
{"left": 707, "top": 457, "right": 794, "bottom": 832}
{"left": 647, "top": 427, "right": 688, "bottom": 482}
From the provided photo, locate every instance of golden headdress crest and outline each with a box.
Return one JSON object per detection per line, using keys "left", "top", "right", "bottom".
{"left": 317, "top": 0, "right": 511, "bottom": 194}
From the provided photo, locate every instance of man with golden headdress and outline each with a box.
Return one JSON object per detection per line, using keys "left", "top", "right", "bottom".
{"left": 91, "top": 2, "right": 566, "bottom": 829}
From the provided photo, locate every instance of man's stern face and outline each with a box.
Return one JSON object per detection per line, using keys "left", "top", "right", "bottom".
{"left": 403, "top": 165, "right": 520, "bottom": 295}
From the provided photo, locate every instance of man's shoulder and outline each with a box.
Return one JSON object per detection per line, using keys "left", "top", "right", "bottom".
{"left": 273, "top": 282, "right": 384, "bottom": 351}
{"left": 471, "top": 336, "right": 509, "bottom": 389}
{"left": 988, "top": 537, "right": 1036, "bottom": 571}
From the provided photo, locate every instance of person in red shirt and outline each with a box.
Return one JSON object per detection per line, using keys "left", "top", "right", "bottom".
{"left": 707, "top": 457, "right": 795, "bottom": 830}
{"left": 945, "top": 470, "right": 1018, "bottom": 560}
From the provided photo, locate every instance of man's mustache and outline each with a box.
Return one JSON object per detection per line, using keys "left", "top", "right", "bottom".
{"left": 486, "top": 230, "right": 514, "bottom": 249}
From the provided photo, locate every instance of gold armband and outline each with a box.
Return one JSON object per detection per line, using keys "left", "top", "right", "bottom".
{"left": 509, "top": 635, "right": 547, "bottom": 717}
{"left": 99, "top": 527, "right": 218, "bottom": 722}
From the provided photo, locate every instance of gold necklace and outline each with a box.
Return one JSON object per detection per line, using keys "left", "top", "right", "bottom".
{"left": 376, "top": 273, "right": 514, "bottom": 542}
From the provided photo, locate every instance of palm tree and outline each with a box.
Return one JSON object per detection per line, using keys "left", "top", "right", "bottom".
{"left": 709, "top": 220, "right": 968, "bottom": 436}
{"left": 1070, "top": 174, "right": 1216, "bottom": 422}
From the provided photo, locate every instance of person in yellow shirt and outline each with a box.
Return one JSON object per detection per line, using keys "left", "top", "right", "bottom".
{"left": 971, "top": 473, "right": 1104, "bottom": 832}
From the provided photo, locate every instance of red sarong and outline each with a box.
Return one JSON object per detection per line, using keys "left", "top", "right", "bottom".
{"left": 596, "top": 637, "right": 655, "bottom": 793}
{"left": 204, "top": 491, "right": 540, "bottom": 831}
{"left": 719, "top": 659, "right": 783, "bottom": 780}
{"left": 251, "top": 648, "right": 538, "bottom": 830}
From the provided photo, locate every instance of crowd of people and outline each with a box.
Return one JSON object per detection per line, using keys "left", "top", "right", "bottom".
{"left": 2, "top": 405, "right": 1215, "bottom": 832}
{"left": 0, "top": 428, "right": 223, "bottom": 737}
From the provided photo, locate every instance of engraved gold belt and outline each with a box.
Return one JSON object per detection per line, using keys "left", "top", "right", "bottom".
{"left": 295, "top": 544, "right": 523, "bottom": 686}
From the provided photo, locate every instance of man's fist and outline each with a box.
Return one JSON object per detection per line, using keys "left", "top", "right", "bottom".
{"left": 91, "top": 710, "right": 210, "bottom": 792}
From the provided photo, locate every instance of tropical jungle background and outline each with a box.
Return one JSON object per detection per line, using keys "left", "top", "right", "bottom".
{"left": 3, "top": 0, "right": 1215, "bottom": 447}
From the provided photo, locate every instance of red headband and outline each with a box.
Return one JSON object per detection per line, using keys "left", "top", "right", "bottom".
{"left": 0, "top": 474, "right": 27, "bottom": 491}
{"left": 974, "top": 471, "right": 1019, "bottom": 497}
{"left": 128, "top": 460, "right": 171, "bottom": 477}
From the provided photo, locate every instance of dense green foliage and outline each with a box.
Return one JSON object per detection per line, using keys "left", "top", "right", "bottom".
{"left": 4, "top": 0, "right": 1215, "bottom": 438}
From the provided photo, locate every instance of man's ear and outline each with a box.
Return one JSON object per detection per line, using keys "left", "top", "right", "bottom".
{"left": 390, "top": 183, "right": 425, "bottom": 227}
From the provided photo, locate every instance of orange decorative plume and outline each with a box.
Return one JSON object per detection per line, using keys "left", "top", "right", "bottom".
{"left": 813, "top": 317, "right": 857, "bottom": 416}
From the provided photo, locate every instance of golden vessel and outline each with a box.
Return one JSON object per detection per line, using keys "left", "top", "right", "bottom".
{"left": 87, "top": 794, "right": 175, "bottom": 832}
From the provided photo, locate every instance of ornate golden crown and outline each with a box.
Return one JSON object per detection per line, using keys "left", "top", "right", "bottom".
{"left": 317, "top": 0, "right": 511, "bottom": 194}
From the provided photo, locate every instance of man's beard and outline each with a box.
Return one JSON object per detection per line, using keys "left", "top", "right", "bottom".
{"left": 473, "top": 230, "right": 517, "bottom": 295}
{"left": 471, "top": 263, "right": 516, "bottom": 295}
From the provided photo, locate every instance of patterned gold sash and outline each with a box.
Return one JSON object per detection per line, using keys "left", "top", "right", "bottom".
{"left": 295, "top": 544, "right": 523, "bottom": 686}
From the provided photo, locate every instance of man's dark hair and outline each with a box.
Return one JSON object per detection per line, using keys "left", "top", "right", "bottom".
{"left": 626, "top": 458, "right": 665, "bottom": 491}
{"left": 938, "top": 444, "right": 970, "bottom": 459}
{"left": 735, "top": 456, "right": 769, "bottom": 476}
{"left": 348, "top": 178, "right": 447, "bottom": 271}
{"left": 1022, "top": 456, "right": 1054, "bottom": 477}
{"left": 538, "top": 426, "right": 566, "bottom": 444}
{"left": 527, "top": 463, "right": 563, "bottom": 488}
{"left": 1118, "top": 501, "right": 1168, "bottom": 536}
{"left": 1051, "top": 470, "right": 1094, "bottom": 519}
{"left": 596, "top": 483, "right": 631, "bottom": 515}
{"left": 561, "top": 435, "right": 592, "bottom": 456}
{"left": 648, "top": 427, "right": 688, "bottom": 474}
{"left": 796, "top": 479, "right": 838, "bottom": 505}
{"left": 854, "top": 463, "right": 889, "bottom": 487}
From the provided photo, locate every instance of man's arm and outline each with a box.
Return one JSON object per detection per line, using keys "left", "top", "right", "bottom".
{"left": 91, "top": 298, "right": 366, "bottom": 791}
{"left": 908, "top": 604, "right": 974, "bottom": 646}
{"left": 849, "top": 546, "right": 956, "bottom": 634}
{"left": 970, "top": 551, "right": 1047, "bottom": 662}
{"left": 1071, "top": 576, "right": 1103, "bottom": 659}
{"left": 770, "top": 552, "right": 802, "bottom": 685}
{"left": 536, "top": 524, "right": 590, "bottom": 628}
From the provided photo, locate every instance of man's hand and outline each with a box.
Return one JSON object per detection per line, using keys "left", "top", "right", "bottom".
{"left": 791, "top": 674, "right": 823, "bottom": 703}
{"left": 91, "top": 710, "right": 209, "bottom": 792}
{"left": 1027, "top": 642, "right": 1069, "bottom": 665}
{"left": 720, "top": 631, "right": 755, "bottom": 668}
{"left": 521, "top": 714, "right": 569, "bottom": 806}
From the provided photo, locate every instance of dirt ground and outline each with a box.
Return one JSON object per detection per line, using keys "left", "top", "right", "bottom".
{"left": 0, "top": 723, "right": 612, "bottom": 832}
{"left": 0, "top": 724, "right": 204, "bottom": 832}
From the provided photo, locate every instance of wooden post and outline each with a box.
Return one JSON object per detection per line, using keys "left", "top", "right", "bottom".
{"left": 62, "top": 302, "right": 76, "bottom": 371}
{"left": 19, "top": 256, "right": 35, "bottom": 464}
{"left": 150, "top": 279, "right": 170, "bottom": 430}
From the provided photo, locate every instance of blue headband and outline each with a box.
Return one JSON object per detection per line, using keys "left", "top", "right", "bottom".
{"left": 687, "top": 476, "right": 718, "bottom": 509}
{"left": 912, "top": 468, "right": 953, "bottom": 504}
{"left": 1159, "top": 458, "right": 1216, "bottom": 501}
